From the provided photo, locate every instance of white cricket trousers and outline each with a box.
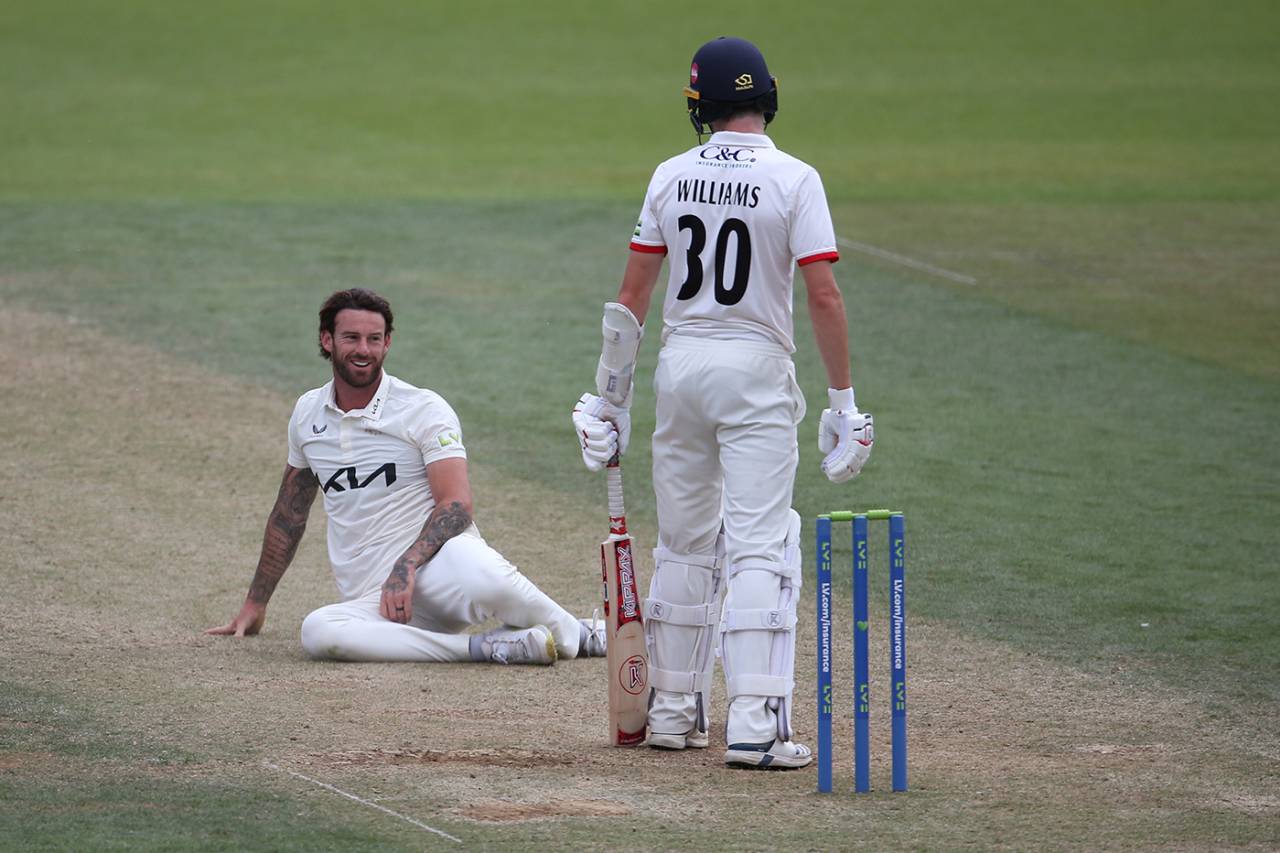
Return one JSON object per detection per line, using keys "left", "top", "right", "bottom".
{"left": 649, "top": 334, "right": 805, "bottom": 741}
{"left": 652, "top": 334, "right": 804, "bottom": 564}
{"left": 299, "top": 525, "right": 582, "bottom": 661}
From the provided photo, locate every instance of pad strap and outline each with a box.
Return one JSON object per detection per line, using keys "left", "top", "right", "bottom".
{"left": 725, "top": 673, "right": 793, "bottom": 697}
{"left": 726, "top": 557, "right": 800, "bottom": 583}
{"left": 644, "top": 598, "right": 717, "bottom": 627}
{"left": 653, "top": 546, "right": 721, "bottom": 571}
{"left": 650, "top": 666, "right": 712, "bottom": 694}
{"left": 720, "top": 607, "right": 797, "bottom": 632}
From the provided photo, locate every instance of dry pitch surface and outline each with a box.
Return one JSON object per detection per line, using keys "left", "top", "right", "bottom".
{"left": 2, "top": 307, "right": 1277, "bottom": 850}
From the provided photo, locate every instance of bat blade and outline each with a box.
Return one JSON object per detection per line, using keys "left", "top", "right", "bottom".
{"left": 602, "top": 533, "right": 647, "bottom": 746}
{"left": 601, "top": 458, "right": 647, "bottom": 746}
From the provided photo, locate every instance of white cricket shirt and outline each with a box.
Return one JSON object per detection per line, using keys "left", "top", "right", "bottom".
{"left": 629, "top": 130, "right": 839, "bottom": 353}
{"left": 286, "top": 371, "right": 467, "bottom": 601}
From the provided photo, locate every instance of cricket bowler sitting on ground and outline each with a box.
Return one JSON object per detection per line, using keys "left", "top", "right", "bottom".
{"left": 209, "top": 288, "right": 607, "bottom": 665}
{"left": 573, "top": 37, "right": 874, "bottom": 768}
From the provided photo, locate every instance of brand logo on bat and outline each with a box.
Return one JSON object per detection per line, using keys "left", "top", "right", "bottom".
{"left": 620, "top": 654, "right": 647, "bottom": 695}
{"left": 615, "top": 542, "right": 639, "bottom": 623}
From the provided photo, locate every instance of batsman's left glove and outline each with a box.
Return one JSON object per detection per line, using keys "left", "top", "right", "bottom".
{"left": 818, "top": 387, "right": 874, "bottom": 484}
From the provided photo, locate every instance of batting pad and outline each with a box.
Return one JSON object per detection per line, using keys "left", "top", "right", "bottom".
{"left": 645, "top": 538, "right": 723, "bottom": 733}
{"left": 719, "top": 510, "right": 802, "bottom": 740}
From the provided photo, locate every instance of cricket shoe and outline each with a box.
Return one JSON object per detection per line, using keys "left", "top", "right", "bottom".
{"left": 578, "top": 610, "right": 607, "bottom": 657}
{"left": 724, "top": 738, "right": 813, "bottom": 770}
{"left": 480, "top": 625, "right": 557, "bottom": 665}
{"left": 647, "top": 727, "right": 710, "bottom": 750}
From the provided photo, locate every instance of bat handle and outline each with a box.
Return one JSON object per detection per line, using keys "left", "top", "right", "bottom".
{"left": 607, "top": 454, "right": 626, "bottom": 533}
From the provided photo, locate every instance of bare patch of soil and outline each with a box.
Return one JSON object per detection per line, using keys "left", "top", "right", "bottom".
{"left": 1212, "top": 792, "right": 1280, "bottom": 817}
{"left": 1074, "top": 743, "right": 1169, "bottom": 757}
{"left": 458, "top": 798, "right": 631, "bottom": 822}
{"left": 313, "top": 747, "right": 574, "bottom": 769}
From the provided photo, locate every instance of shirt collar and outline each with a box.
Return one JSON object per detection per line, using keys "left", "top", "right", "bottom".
{"left": 707, "top": 131, "right": 775, "bottom": 149}
{"left": 323, "top": 370, "right": 393, "bottom": 421}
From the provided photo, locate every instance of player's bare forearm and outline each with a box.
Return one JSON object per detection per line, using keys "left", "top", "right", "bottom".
{"left": 246, "top": 465, "right": 319, "bottom": 605}
{"left": 381, "top": 457, "right": 471, "bottom": 623}
{"left": 381, "top": 500, "right": 471, "bottom": 623}
{"left": 385, "top": 500, "right": 472, "bottom": 593}
{"left": 616, "top": 250, "right": 665, "bottom": 325}
{"left": 208, "top": 465, "right": 318, "bottom": 637}
{"left": 802, "top": 261, "right": 853, "bottom": 389}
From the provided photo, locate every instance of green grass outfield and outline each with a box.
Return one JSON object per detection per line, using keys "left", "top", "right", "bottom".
{"left": 2, "top": 0, "right": 1278, "bottom": 849}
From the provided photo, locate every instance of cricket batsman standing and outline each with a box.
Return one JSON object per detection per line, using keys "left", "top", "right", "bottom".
{"left": 573, "top": 37, "right": 874, "bottom": 768}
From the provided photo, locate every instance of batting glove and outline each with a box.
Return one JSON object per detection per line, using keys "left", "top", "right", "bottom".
{"left": 572, "top": 392, "right": 631, "bottom": 472}
{"left": 818, "top": 387, "right": 874, "bottom": 484}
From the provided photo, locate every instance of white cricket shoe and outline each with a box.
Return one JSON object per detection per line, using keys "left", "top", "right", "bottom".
{"left": 724, "top": 738, "right": 813, "bottom": 770}
{"left": 578, "top": 610, "right": 607, "bottom": 657}
{"left": 647, "top": 727, "right": 710, "bottom": 750}
{"left": 482, "top": 625, "right": 557, "bottom": 665}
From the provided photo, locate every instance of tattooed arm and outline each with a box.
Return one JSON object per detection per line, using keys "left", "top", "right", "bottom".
{"left": 206, "top": 464, "right": 319, "bottom": 637}
{"left": 380, "top": 457, "right": 474, "bottom": 624}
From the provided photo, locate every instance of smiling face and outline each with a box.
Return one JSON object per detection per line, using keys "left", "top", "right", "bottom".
{"left": 321, "top": 308, "right": 391, "bottom": 393}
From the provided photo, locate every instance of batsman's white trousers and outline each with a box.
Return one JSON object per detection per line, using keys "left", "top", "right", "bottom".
{"left": 649, "top": 334, "right": 805, "bottom": 740}
{"left": 652, "top": 335, "right": 804, "bottom": 559}
{"left": 300, "top": 525, "right": 582, "bottom": 661}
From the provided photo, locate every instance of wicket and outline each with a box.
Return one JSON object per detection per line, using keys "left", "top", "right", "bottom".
{"left": 816, "top": 509, "right": 907, "bottom": 794}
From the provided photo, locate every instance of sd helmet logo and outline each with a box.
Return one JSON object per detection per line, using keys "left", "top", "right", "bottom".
{"left": 734, "top": 73, "right": 754, "bottom": 90}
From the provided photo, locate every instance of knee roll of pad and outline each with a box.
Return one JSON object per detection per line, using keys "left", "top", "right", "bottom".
{"left": 644, "top": 540, "right": 724, "bottom": 733}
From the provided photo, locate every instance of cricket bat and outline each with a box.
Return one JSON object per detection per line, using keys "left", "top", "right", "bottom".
{"left": 600, "top": 456, "right": 648, "bottom": 746}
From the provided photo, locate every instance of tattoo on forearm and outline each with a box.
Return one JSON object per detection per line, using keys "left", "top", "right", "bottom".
{"left": 248, "top": 467, "right": 319, "bottom": 604}
{"left": 388, "top": 500, "right": 472, "bottom": 584}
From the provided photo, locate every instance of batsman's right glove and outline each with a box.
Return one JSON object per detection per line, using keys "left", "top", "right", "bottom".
{"left": 572, "top": 392, "right": 631, "bottom": 472}
{"left": 818, "top": 387, "right": 874, "bottom": 484}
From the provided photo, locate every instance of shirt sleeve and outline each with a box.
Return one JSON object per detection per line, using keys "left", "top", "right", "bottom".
{"left": 286, "top": 398, "right": 308, "bottom": 468}
{"left": 412, "top": 395, "right": 469, "bottom": 466}
{"left": 628, "top": 164, "right": 668, "bottom": 255}
{"left": 789, "top": 167, "right": 840, "bottom": 266}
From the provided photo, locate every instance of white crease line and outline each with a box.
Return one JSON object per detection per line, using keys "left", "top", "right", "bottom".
{"left": 264, "top": 761, "right": 463, "bottom": 845}
{"left": 837, "top": 237, "right": 977, "bottom": 285}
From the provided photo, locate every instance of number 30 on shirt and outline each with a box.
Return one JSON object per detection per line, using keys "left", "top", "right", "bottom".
{"left": 675, "top": 214, "right": 752, "bottom": 306}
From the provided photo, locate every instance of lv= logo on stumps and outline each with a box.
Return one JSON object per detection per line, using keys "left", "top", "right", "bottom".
{"left": 600, "top": 455, "right": 649, "bottom": 746}
{"left": 816, "top": 510, "right": 907, "bottom": 793}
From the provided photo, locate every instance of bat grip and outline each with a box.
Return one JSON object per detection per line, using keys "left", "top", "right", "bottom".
{"left": 607, "top": 455, "right": 626, "bottom": 532}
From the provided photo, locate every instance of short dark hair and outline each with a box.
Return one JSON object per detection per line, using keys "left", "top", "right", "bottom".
{"left": 318, "top": 288, "right": 394, "bottom": 360}
{"left": 700, "top": 92, "right": 775, "bottom": 128}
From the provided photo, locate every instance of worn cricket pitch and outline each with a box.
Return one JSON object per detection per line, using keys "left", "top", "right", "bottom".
{"left": 3, "top": 307, "right": 1277, "bottom": 850}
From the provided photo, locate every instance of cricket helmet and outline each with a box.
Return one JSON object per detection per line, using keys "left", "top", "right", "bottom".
{"left": 683, "top": 36, "right": 778, "bottom": 137}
